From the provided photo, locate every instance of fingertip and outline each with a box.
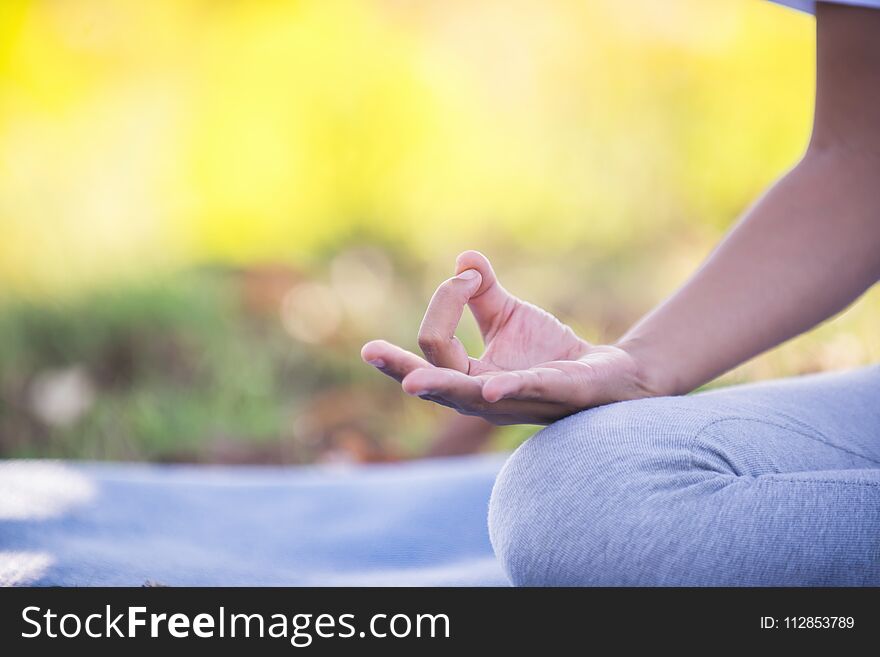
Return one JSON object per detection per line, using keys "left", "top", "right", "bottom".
{"left": 454, "top": 268, "right": 482, "bottom": 291}
{"left": 480, "top": 384, "right": 503, "bottom": 403}
{"left": 455, "top": 251, "right": 495, "bottom": 282}
{"left": 454, "top": 251, "right": 495, "bottom": 290}
{"left": 360, "top": 339, "right": 386, "bottom": 363}
{"left": 481, "top": 374, "right": 516, "bottom": 402}
{"left": 455, "top": 250, "right": 491, "bottom": 271}
{"left": 481, "top": 386, "right": 504, "bottom": 403}
{"left": 401, "top": 369, "right": 431, "bottom": 396}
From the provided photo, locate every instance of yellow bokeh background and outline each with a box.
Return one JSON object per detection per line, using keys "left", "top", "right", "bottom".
{"left": 2, "top": 0, "right": 815, "bottom": 293}
{"left": 1, "top": 0, "right": 878, "bottom": 462}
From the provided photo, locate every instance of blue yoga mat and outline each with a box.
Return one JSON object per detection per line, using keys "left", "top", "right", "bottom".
{"left": 0, "top": 454, "right": 510, "bottom": 586}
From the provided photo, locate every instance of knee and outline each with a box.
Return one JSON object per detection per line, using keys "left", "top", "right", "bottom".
{"left": 488, "top": 399, "right": 723, "bottom": 586}
{"left": 488, "top": 418, "right": 575, "bottom": 586}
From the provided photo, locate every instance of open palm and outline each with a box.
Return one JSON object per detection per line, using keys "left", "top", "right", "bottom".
{"left": 362, "top": 251, "right": 652, "bottom": 425}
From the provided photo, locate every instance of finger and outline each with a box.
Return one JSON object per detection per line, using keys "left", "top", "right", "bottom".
{"left": 361, "top": 339, "right": 433, "bottom": 383}
{"left": 402, "top": 367, "right": 568, "bottom": 422}
{"left": 454, "top": 250, "right": 517, "bottom": 340}
{"left": 480, "top": 366, "right": 581, "bottom": 403}
{"left": 402, "top": 366, "right": 483, "bottom": 401}
{"left": 417, "top": 269, "right": 483, "bottom": 370}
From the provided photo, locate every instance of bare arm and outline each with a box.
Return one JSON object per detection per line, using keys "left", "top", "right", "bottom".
{"left": 618, "top": 2, "right": 880, "bottom": 395}
{"left": 362, "top": 3, "right": 880, "bottom": 425}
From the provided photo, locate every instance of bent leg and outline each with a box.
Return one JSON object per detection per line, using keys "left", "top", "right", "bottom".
{"left": 488, "top": 366, "right": 880, "bottom": 585}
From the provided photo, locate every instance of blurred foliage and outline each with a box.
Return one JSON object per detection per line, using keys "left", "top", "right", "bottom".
{"left": 0, "top": 0, "right": 877, "bottom": 461}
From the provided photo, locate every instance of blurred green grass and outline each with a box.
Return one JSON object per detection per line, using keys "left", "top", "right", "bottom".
{"left": 2, "top": 250, "right": 877, "bottom": 463}
{"left": 0, "top": 271, "right": 289, "bottom": 459}
{"left": 0, "top": 256, "right": 539, "bottom": 462}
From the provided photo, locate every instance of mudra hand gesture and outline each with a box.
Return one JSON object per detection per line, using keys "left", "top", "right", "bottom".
{"left": 361, "top": 251, "right": 652, "bottom": 425}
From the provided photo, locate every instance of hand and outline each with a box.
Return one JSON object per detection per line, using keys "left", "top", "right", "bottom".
{"left": 361, "top": 251, "right": 657, "bottom": 425}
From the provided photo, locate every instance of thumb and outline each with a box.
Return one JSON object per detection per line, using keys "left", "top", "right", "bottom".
{"left": 454, "top": 250, "right": 516, "bottom": 340}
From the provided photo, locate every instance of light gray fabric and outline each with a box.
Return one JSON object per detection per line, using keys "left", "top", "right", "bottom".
{"left": 769, "top": 0, "right": 880, "bottom": 14}
{"left": 489, "top": 366, "right": 880, "bottom": 586}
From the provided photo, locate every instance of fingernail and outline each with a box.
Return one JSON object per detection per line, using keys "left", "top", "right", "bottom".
{"left": 368, "top": 358, "right": 386, "bottom": 368}
{"left": 456, "top": 269, "right": 480, "bottom": 281}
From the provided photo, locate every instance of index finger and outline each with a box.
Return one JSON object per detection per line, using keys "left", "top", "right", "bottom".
{"left": 361, "top": 339, "right": 434, "bottom": 383}
{"left": 417, "top": 269, "right": 483, "bottom": 371}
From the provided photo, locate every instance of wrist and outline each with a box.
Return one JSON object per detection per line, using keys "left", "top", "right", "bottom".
{"left": 613, "top": 336, "right": 684, "bottom": 398}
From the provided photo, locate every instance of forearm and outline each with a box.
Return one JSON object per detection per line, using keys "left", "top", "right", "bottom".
{"left": 617, "top": 146, "right": 880, "bottom": 396}
{"left": 616, "top": 4, "right": 880, "bottom": 397}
